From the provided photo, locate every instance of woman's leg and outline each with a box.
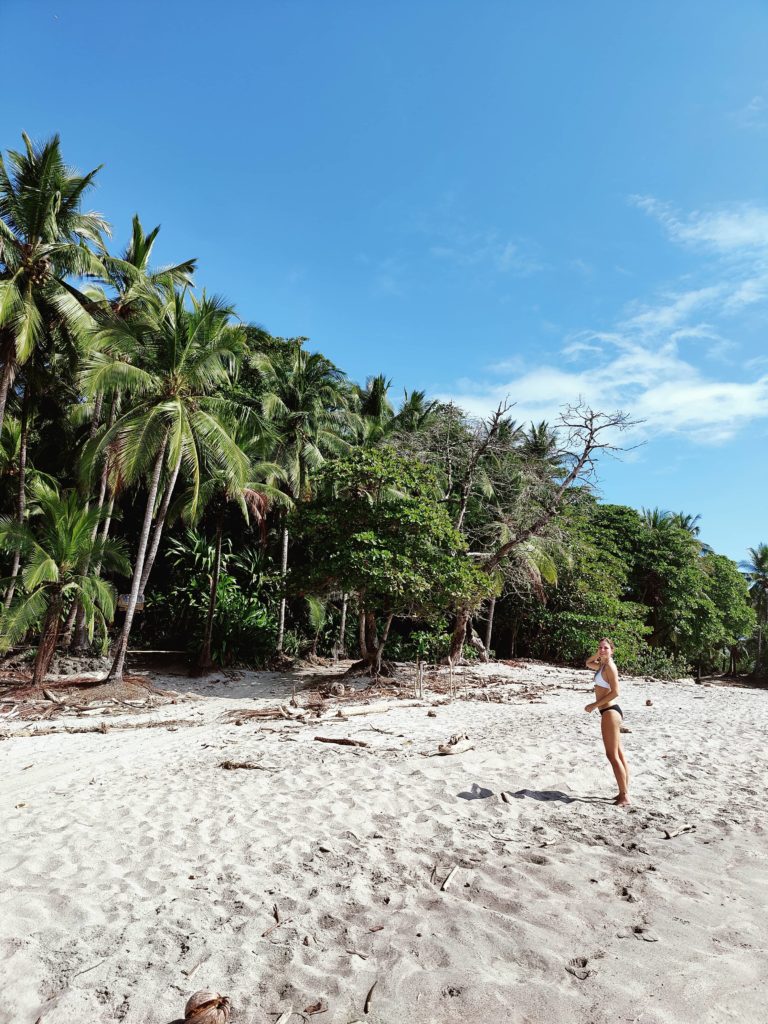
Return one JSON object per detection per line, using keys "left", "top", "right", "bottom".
{"left": 617, "top": 740, "right": 630, "bottom": 796}
{"left": 600, "top": 711, "right": 630, "bottom": 805}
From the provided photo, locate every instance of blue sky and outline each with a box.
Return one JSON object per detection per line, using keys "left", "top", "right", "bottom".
{"left": 3, "top": 0, "right": 767, "bottom": 560}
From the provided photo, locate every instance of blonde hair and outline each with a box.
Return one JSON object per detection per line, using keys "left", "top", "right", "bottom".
{"left": 599, "top": 637, "right": 615, "bottom": 654}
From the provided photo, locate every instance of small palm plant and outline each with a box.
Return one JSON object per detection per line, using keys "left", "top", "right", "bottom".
{"left": 0, "top": 485, "right": 129, "bottom": 685}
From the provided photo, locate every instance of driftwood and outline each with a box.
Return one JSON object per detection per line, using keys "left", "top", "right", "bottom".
{"left": 662, "top": 824, "right": 696, "bottom": 840}
{"left": 437, "top": 734, "right": 474, "bottom": 756}
{"left": 314, "top": 736, "right": 369, "bottom": 748}
{"left": 274, "top": 1012, "right": 293, "bottom": 1024}
{"left": 331, "top": 702, "right": 391, "bottom": 719}
{"left": 218, "top": 761, "right": 278, "bottom": 773}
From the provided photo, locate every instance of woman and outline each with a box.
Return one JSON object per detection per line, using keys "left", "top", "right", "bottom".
{"left": 585, "top": 638, "right": 630, "bottom": 806}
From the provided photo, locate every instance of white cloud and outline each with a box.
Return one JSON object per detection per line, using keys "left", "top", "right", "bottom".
{"left": 632, "top": 195, "right": 768, "bottom": 254}
{"left": 437, "top": 194, "right": 768, "bottom": 446}
{"left": 732, "top": 94, "right": 767, "bottom": 131}
{"left": 427, "top": 220, "right": 544, "bottom": 277}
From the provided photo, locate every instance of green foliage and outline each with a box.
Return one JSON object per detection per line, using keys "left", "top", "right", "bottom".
{"left": 290, "top": 449, "right": 492, "bottom": 620}
{"left": 143, "top": 528, "right": 277, "bottom": 666}
{"left": 621, "top": 644, "right": 692, "bottom": 680}
{"left": 0, "top": 486, "right": 128, "bottom": 650}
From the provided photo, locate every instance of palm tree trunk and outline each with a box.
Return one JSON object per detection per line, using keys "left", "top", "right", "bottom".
{"left": 68, "top": 393, "right": 113, "bottom": 651}
{"left": 484, "top": 596, "right": 496, "bottom": 652}
{"left": 338, "top": 593, "right": 349, "bottom": 656}
{"left": 276, "top": 525, "right": 289, "bottom": 653}
{"left": 3, "top": 385, "right": 30, "bottom": 610}
{"left": 757, "top": 625, "right": 764, "bottom": 677}
{"left": 32, "top": 597, "right": 63, "bottom": 687}
{"left": 139, "top": 450, "right": 183, "bottom": 595}
{"left": 0, "top": 357, "right": 14, "bottom": 438}
{"left": 197, "top": 516, "right": 224, "bottom": 672}
{"left": 107, "top": 435, "right": 168, "bottom": 682}
{"left": 358, "top": 605, "right": 368, "bottom": 659}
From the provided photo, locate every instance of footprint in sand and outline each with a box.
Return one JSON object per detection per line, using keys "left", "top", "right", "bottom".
{"left": 565, "top": 956, "right": 594, "bottom": 980}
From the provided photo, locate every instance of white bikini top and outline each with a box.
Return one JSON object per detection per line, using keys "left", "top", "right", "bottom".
{"left": 594, "top": 667, "right": 611, "bottom": 689}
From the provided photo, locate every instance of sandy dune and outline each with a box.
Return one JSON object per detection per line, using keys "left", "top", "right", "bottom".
{"left": 1, "top": 661, "right": 766, "bottom": 1023}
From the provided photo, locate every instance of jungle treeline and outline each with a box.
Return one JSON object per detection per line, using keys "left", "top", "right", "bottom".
{"left": 1, "top": 134, "right": 765, "bottom": 684}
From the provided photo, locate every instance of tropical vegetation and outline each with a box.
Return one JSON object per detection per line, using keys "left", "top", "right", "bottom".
{"left": 0, "top": 133, "right": 762, "bottom": 684}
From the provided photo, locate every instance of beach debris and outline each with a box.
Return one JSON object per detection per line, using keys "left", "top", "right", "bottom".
{"left": 274, "top": 1012, "right": 293, "bottom": 1024}
{"left": 182, "top": 956, "right": 209, "bottom": 979}
{"left": 645, "top": 699, "right": 653, "bottom": 706}
{"left": 347, "top": 948, "right": 369, "bottom": 960}
{"left": 427, "top": 709, "right": 437, "bottom": 717}
{"left": 184, "top": 990, "right": 231, "bottom": 1023}
{"left": 218, "top": 760, "right": 278, "bottom": 772}
{"left": 565, "top": 956, "right": 593, "bottom": 980}
{"left": 262, "top": 903, "right": 293, "bottom": 937}
{"left": 437, "top": 733, "right": 474, "bottom": 756}
{"left": 632, "top": 925, "right": 659, "bottom": 942}
{"left": 304, "top": 1000, "right": 327, "bottom": 1015}
{"left": 440, "top": 864, "right": 460, "bottom": 891}
{"left": 661, "top": 824, "right": 696, "bottom": 840}
{"left": 314, "top": 735, "right": 369, "bottom": 748}
{"left": 620, "top": 725, "right": 632, "bottom": 733}
{"left": 333, "top": 702, "right": 390, "bottom": 718}
{"left": 363, "top": 980, "right": 378, "bottom": 1014}
{"left": 500, "top": 791, "right": 513, "bottom": 804}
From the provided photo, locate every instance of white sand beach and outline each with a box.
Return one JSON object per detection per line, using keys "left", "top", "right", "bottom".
{"left": 1, "top": 661, "right": 766, "bottom": 1024}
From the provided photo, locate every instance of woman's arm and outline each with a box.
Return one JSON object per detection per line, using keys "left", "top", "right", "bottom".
{"left": 585, "top": 651, "right": 600, "bottom": 669}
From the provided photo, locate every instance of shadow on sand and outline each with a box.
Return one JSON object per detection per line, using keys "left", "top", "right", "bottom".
{"left": 509, "top": 788, "right": 613, "bottom": 804}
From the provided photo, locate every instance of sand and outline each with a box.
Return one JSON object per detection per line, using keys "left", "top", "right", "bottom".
{"left": 1, "top": 661, "right": 766, "bottom": 1024}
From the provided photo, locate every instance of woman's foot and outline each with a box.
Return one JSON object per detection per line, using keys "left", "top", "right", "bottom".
{"left": 615, "top": 792, "right": 631, "bottom": 807}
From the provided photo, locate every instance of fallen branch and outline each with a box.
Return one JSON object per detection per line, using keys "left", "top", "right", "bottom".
{"left": 331, "top": 702, "right": 391, "bottom": 719}
{"left": 218, "top": 761, "right": 278, "bottom": 772}
{"left": 662, "top": 825, "right": 696, "bottom": 840}
{"left": 314, "top": 736, "right": 369, "bottom": 748}
{"left": 274, "top": 1012, "right": 293, "bottom": 1024}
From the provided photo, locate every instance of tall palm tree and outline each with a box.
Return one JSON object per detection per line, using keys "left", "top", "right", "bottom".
{"left": 0, "top": 133, "right": 107, "bottom": 435}
{"left": 82, "top": 287, "right": 249, "bottom": 681}
{"left": 740, "top": 543, "right": 768, "bottom": 675}
{"left": 0, "top": 486, "right": 128, "bottom": 686}
{"left": 256, "top": 345, "right": 356, "bottom": 652}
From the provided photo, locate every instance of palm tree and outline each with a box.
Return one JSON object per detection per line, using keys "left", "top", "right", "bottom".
{"left": 391, "top": 389, "right": 438, "bottom": 434}
{"left": 82, "top": 287, "right": 249, "bottom": 681}
{"left": 256, "top": 345, "right": 356, "bottom": 652}
{"left": 355, "top": 374, "right": 394, "bottom": 445}
{"left": 96, "top": 214, "right": 196, "bottom": 319}
{"left": 740, "top": 543, "right": 768, "bottom": 675}
{"left": 0, "top": 486, "right": 128, "bottom": 686}
{"left": 0, "top": 133, "right": 107, "bottom": 435}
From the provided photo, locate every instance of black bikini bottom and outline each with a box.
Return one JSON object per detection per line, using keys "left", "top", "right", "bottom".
{"left": 599, "top": 704, "right": 623, "bottom": 719}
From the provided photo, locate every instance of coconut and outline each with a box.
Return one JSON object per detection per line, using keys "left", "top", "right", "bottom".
{"left": 184, "top": 991, "right": 231, "bottom": 1024}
